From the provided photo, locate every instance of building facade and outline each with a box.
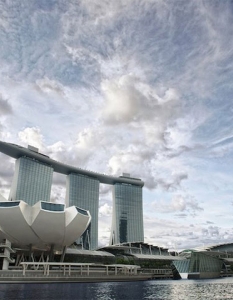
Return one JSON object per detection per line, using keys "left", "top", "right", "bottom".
{"left": 66, "top": 173, "right": 100, "bottom": 250}
{"left": 0, "top": 141, "right": 145, "bottom": 250}
{"left": 9, "top": 156, "right": 53, "bottom": 206}
{"left": 172, "top": 250, "right": 224, "bottom": 279}
{"left": 110, "top": 181, "right": 144, "bottom": 245}
{"left": 0, "top": 200, "right": 91, "bottom": 249}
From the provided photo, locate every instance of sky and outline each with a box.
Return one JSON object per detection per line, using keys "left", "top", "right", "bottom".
{"left": 1, "top": 0, "right": 233, "bottom": 251}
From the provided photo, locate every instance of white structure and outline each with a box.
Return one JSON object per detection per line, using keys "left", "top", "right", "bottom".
{"left": 0, "top": 201, "right": 91, "bottom": 250}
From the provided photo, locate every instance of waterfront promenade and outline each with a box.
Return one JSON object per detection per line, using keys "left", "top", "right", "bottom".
{"left": 0, "top": 262, "right": 173, "bottom": 283}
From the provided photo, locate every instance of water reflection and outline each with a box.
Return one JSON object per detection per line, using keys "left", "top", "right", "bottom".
{"left": 142, "top": 279, "right": 233, "bottom": 300}
{"left": 0, "top": 278, "right": 233, "bottom": 300}
{"left": 94, "top": 281, "right": 148, "bottom": 299}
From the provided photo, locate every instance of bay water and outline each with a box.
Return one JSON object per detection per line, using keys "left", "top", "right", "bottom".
{"left": 0, "top": 277, "right": 232, "bottom": 300}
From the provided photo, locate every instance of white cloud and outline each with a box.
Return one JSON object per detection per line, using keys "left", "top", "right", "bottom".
{"left": 100, "top": 75, "right": 181, "bottom": 144}
{"left": 152, "top": 194, "right": 203, "bottom": 215}
{"left": 101, "top": 75, "right": 143, "bottom": 124}
{"left": 18, "top": 127, "right": 44, "bottom": 150}
{"left": 99, "top": 203, "right": 112, "bottom": 217}
{"left": 50, "top": 184, "right": 66, "bottom": 204}
{"left": 47, "top": 141, "right": 70, "bottom": 163}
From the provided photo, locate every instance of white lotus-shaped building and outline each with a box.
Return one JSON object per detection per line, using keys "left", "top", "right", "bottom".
{"left": 0, "top": 200, "right": 91, "bottom": 250}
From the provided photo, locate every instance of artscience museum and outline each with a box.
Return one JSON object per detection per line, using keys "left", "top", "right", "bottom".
{"left": 0, "top": 200, "right": 91, "bottom": 250}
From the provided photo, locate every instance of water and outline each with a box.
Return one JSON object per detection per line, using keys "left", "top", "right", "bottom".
{"left": 0, "top": 278, "right": 233, "bottom": 300}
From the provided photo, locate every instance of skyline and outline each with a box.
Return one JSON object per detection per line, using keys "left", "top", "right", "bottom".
{"left": 0, "top": 141, "right": 144, "bottom": 249}
{"left": 1, "top": 0, "right": 233, "bottom": 250}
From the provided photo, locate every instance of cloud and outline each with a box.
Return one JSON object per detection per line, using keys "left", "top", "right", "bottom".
{"left": 156, "top": 172, "right": 188, "bottom": 191}
{"left": 35, "top": 77, "right": 65, "bottom": 97}
{"left": 174, "top": 213, "right": 187, "bottom": 218}
{"left": 99, "top": 184, "right": 112, "bottom": 196}
{"left": 0, "top": 155, "right": 14, "bottom": 179}
{"left": 0, "top": 155, "right": 15, "bottom": 200}
{"left": 202, "top": 226, "right": 220, "bottom": 237}
{"left": 0, "top": 124, "right": 11, "bottom": 141}
{"left": 101, "top": 75, "right": 144, "bottom": 124}
{"left": 99, "top": 203, "right": 112, "bottom": 217}
{"left": 0, "top": 94, "right": 13, "bottom": 116}
{"left": 50, "top": 184, "right": 66, "bottom": 204}
{"left": 71, "top": 126, "right": 108, "bottom": 168}
{"left": 144, "top": 215, "right": 233, "bottom": 251}
{"left": 206, "top": 221, "right": 214, "bottom": 225}
{"left": 47, "top": 141, "right": 72, "bottom": 164}
{"left": 107, "top": 145, "right": 190, "bottom": 190}
{"left": 152, "top": 194, "right": 203, "bottom": 216}
{"left": 100, "top": 74, "right": 181, "bottom": 138}
{"left": 18, "top": 127, "right": 44, "bottom": 150}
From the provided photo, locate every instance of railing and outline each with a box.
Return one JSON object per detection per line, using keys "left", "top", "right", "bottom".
{"left": 0, "top": 269, "right": 153, "bottom": 279}
{"left": 140, "top": 268, "right": 173, "bottom": 279}
{"left": 0, "top": 267, "right": 173, "bottom": 281}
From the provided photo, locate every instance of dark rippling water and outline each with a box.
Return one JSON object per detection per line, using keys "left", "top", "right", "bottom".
{"left": 0, "top": 278, "right": 233, "bottom": 300}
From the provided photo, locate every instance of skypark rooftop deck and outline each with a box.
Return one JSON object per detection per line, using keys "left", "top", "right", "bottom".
{"left": 0, "top": 141, "right": 144, "bottom": 187}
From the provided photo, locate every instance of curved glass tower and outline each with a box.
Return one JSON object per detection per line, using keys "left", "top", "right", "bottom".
{"left": 110, "top": 180, "right": 144, "bottom": 245}
{"left": 66, "top": 173, "right": 99, "bottom": 250}
{"left": 9, "top": 156, "right": 53, "bottom": 206}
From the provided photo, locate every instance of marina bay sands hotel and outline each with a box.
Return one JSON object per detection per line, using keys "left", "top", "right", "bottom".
{"left": 0, "top": 141, "right": 144, "bottom": 250}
